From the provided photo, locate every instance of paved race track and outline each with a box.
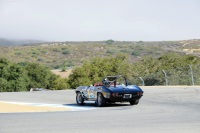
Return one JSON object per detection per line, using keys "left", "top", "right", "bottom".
{"left": 0, "top": 86, "right": 200, "bottom": 133}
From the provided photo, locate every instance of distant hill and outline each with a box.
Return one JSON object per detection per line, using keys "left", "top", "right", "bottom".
{"left": 0, "top": 39, "right": 200, "bottom": 69}
{"left": 0, "top": 38, "right": 45, "bottom": 46}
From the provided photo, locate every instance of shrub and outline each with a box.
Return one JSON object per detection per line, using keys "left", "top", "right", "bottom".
{"left": 105, "top": 39, "right": 114, "bottom": 45}
{"left": 62, "top": 49, "right": 70, "bottom": 55}
{"left": 131, "top": 51, "right": 140, "bottom": 56}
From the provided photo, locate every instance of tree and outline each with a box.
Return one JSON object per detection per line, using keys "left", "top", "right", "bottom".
{"left": 0, "top": 58, "right": 62, "bottom": 92}
{"left": 68, "top": 54, "right": 131, "bottom": 88}
{"left": 26, "top": 63, "right": 49, "bottom": 88}
{"left": 61, "top": 61, "right": 67, "bottom": 72}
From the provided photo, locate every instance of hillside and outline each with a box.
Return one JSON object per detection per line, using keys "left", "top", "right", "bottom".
{"left": 0, "top": 39, "right": 200, "bottom": 69}
{"left": 0, "top": 38, "right": 44, "bottom": 46}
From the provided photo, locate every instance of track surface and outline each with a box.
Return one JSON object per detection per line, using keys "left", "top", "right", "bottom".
{"left": 0, "top": 86, "right": 200, "bottom": 133}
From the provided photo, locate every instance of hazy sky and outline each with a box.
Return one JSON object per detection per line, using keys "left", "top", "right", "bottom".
{"left": 0, "top": 0, "right": 200, "bottom": 41}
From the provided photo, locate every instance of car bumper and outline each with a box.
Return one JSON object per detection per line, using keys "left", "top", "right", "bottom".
{"left": 106, "top": 94, "right": 143, "bottom": 102}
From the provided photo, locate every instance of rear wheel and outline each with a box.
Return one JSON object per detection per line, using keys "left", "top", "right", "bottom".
{"left": 130, "top": 99, "right": 139, "bottom": 105}
{"left": 96, "top": 93, "right": 106, "bottom": 107}
{"left": 76, "top": 92, "right": 84, "bottom": 105}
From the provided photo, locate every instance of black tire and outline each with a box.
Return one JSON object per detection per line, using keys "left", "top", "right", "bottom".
{"left": 130, "top": 99, "right": 139, "bottom": 105}
{"left": 96, "top": 93, "right": 106, "bottom": 107}
{"left": 107, "top": 101, "right": 115, "bottom": 104}
{"left": 76, "top": 92, "right": 84, "bottom": 105}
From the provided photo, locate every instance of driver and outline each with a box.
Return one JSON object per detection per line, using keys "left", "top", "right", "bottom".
{"left": 102, "top": 78, "right": 110, "bottom": 87}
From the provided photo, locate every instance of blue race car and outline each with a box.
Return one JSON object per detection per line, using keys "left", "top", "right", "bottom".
{"left": 75, "top": 75, "right": 143, "bottom": 107}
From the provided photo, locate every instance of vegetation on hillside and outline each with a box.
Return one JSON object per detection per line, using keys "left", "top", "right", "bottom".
{"left": 68, "top": 53, "right": 200, "bottom": 88}
{"left": 1, "top": 39, "right": 200, "bottom": 91}
{"left": 1, "top": 52, "right": 200, "bottom": 91}
{"left": 1, "top": 39, "right": 200, "bottom": 69}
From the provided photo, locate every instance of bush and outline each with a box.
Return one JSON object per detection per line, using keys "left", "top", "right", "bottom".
{"left": 106, "top": 49, "right": 115, "bottom": 54}
{"left": 105, "top": 39, "right": 114, "bottom": 45}
{"left": 62, "top": 49, "right": 70, "bottom": 55}
{"left": 131, "top": 51, "right": 140, "bottom": 56}
{"left": 52, "top": 78, "right": 69, "bottom": 90}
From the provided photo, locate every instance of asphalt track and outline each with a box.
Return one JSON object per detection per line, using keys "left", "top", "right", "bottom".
{"left": 0, "top": 86, "right": 200, "bottom": 133}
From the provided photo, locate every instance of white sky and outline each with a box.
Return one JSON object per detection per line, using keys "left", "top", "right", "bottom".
{"left": 0, "top": 0, "right": 200, "bottom": 41}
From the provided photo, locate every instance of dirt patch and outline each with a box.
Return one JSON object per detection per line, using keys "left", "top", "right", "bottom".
{"left": 0, "top": 102, "right": 72, "bottom": 113}
{"left": 51, "top": 69, "right": 72, "bottom": 78}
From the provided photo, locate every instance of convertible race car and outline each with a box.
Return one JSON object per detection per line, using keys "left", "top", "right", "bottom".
{"left": 75, "top": 75, "right": 144, "bottom": 107}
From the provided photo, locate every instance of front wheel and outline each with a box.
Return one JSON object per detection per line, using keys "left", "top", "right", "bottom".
{"left": 130, "top": 99, "right": 139, "bottom": 105}
{"left": 96, "top": 93, "right": 106, "bottom": 107}
{"left": 76, "top": 92, "right": 84, "bottom": 105}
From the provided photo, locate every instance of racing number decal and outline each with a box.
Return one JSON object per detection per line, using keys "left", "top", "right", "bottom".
{"left": 87, "top": 87, "right": 95, "bottom": 98}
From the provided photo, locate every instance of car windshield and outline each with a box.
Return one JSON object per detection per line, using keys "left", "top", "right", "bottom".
{"left": 104, "top": 76, "right": 127, "bottom": 86}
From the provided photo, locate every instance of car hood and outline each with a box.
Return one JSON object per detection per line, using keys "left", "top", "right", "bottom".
{"left": 108, "top": 85, "right": 143, "bottom": 93}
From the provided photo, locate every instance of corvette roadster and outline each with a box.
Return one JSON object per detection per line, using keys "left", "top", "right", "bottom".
{"left": 75, "top": 75, "right": 143, "bottom": 107}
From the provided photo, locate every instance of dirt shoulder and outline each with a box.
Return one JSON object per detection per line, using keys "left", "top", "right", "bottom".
{"left": 0, "top": 102, "right": 71, "bottom": 113}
